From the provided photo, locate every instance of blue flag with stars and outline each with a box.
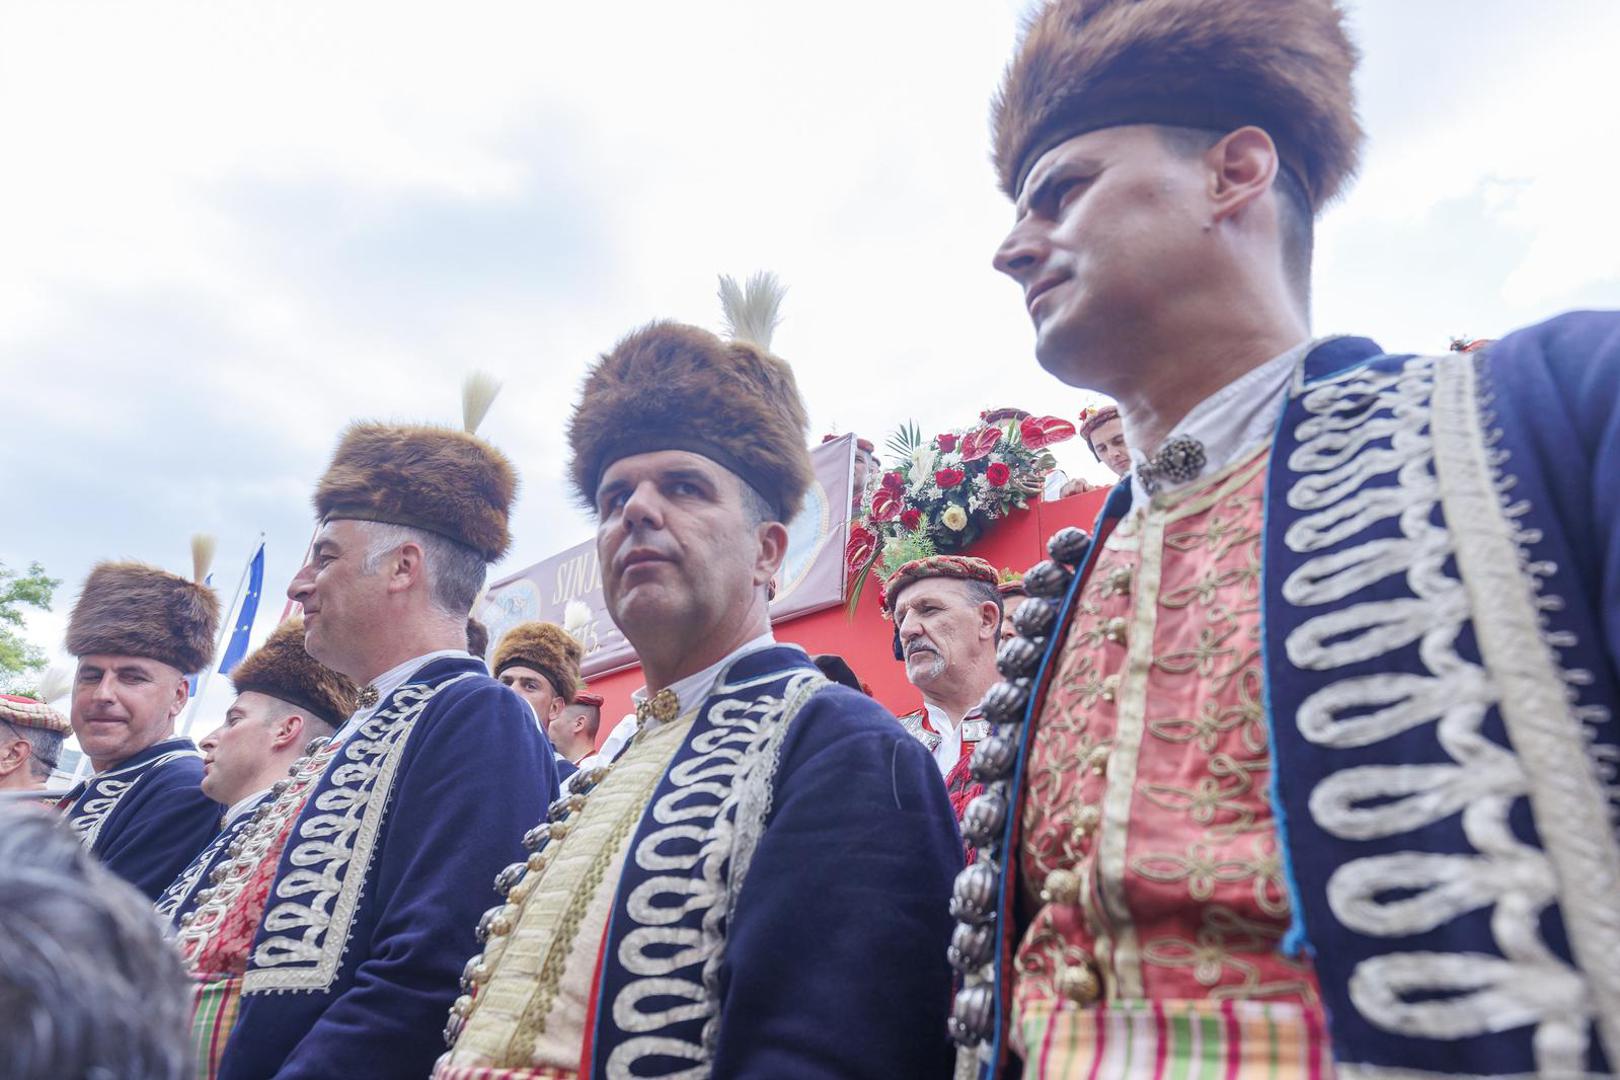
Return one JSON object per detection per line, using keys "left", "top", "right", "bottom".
{"left": 217, "top": 542, "right": 265, "bottom": 675}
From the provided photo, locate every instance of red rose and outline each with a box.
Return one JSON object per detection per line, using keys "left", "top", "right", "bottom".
{"left": 900, "top": 508, "right": 923, "bottom": 531}
{"left": 958, "top": 427, "right": 1002, "bottom": 462}
{"left": 881, "top": 470, "right": 905, "bottom": 492}
{"left": 870, "top": 486, "right": 902, "bottom": 522}
{"left": 934, "top": 467, "right": 966, "bottom": 489}
{"left": 936, "top": 433, "right": 958, "bottom": 453}
{"left": 1019, "top": 415, "right": 1077, "bottom": 449}
{"left": 986, "top": 462, "right": 1011, "bottom": 487}
{"left": 845, "top": 524, "right": 877, "bottom": 573}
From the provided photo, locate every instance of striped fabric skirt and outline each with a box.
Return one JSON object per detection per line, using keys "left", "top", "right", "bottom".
{"left": 190, "top": 975, "right": 243, "bottom": 1080}
{"left": 1018, "top": 998, "right": 1335, "bottom": 1080}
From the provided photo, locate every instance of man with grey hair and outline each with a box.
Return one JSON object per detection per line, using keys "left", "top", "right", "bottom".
{"left": 0, "top": 694, "right": 69, "bottom": 793}
{"left": 187, "top": 407, "right": 556, "bottom": 1080}
{"left": 0, "top": 807, "right": 192, "bottom": 1080}
{"left": 883, "top": 555, "right": 1004, "bottom": 824}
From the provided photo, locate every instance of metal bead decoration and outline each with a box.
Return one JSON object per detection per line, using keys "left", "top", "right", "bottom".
{"left": 493, "top": 861, "right": 528, "bottom": 896}
{"left": 522, "top": 823, "right": 552, "bottom": 852}
{"left": 970, "top": 735, "right": 1016, "bottom": 783}
{"left": 948, "top": 862, "right": 998, "bottom": 924}
{"left": 1047, "top": 526, "right": 1091, "bottom": 566}
{"left": 1013, "top": 597, "right": 1057, "bottom": 639}
{"left": 996, "top": 635, "right": 1041, "bottom": 680}
{"left": 195, "top": 888, "right": 214, "bottom": 905}
{"left": 1021, "top": 559, "right": 1073, "bottom": 600}
{"left": 980, "top": 679, "right": 1031, "bottom": 726}
{"left": 948, "top": 982, "right": 995, "bottom": 1047}
{"left": 459, "top": 954, "right": 489, "bottom": 993}
{"left": 948, "top": 921, "right": 996, "bottom": 973}
{"left": 547, "top": 793, "right": 586, "bottom": 822}
{"left": 960, "top": 792, "right": 1008, "bottom": 848}
{"left": 270, "top": 779, "right": 292, "bottom": 797}
{"left": 475, "top": 904, "right": 506, "bottom": 944}
{"left": 443, "top": 1013, "right": 465, "bottom": 1047}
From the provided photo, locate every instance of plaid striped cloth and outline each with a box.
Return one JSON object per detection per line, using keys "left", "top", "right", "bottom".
{"left": 1019, "top": 998, "right": 1334, "bottom": 1080}
{"left": 432, "top": 1064, "right": 577, "bottom": 1080}
{"left": 190, "top": 975, "right": 243, "bottom": 1080}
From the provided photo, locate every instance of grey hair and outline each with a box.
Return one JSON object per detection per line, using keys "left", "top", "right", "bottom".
{"left": 961, "top": 578, "right": 1005, "bottom": 639}
{"left": 0, "top": 720, "right": 64, "bottom": 780}
{"left": 357, "top": 521, "right": 487, "bottom": 617}
{"left": 0, "top": 808, "right": 193, "bottom": 1079}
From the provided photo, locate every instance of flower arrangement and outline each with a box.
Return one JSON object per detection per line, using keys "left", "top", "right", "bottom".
{"left": 845, "top": 411, "right": 1075, "bottom": 610}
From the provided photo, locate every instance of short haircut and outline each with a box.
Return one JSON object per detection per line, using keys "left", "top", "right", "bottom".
{"left": 0, "top": 809, "right": 192, "bottom": 1079}
{"left": 259, "top": 694, "right": 338, "bottom": 738}
{"left": 1154, "top": 125, "right": 1314, "bottom": 311}
{"left": 358, "top": 521, "right": 488, "bottom": 617}
{"left": 566, "top": 701, "right": 602, "bottom": 740}
{"left": 0, "top": 720, "right": 64, "bottom": 781}
{"left": 961, "top": 578, "right": 1005, "bottom": 639}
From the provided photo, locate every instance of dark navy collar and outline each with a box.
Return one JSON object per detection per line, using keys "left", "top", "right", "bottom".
{"left": 1299, "top": 335, "right": 1386, "bottom": 385}
{"left": 98, "top": 735, "right": 198, "bottom": 777}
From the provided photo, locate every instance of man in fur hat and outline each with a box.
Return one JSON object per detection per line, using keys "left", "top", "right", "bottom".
{"left": 886, "top": 555, "right": 1003, "bottom": 826}
{"left": 186, "top": 396, "right": 557, "bottom": 1080}
{"left": 0, "top": 693, "right": 69, "bottom": 793}
{"left": 954, "top": 2, "right": 1620, "bottom": 1077}
{"left": 491, "top": 620, "right": 583, "bottom": 780}
{"left": 155, "top": 617, "right": 356, "bottom": 930}
{"left": 56, "top": 554, "right": 224, "bottom": 900}
{"left": 435, "top": 277, "right": 960, "bottom": 1079}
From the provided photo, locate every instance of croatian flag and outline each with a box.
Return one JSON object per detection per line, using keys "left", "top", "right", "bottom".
{"left": 217, "top": 542, "right": 266, "bottom": 675}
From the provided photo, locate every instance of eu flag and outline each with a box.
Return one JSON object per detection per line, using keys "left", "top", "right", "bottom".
{"left": 217, "top": 542, "right": 265, "bottom": 675}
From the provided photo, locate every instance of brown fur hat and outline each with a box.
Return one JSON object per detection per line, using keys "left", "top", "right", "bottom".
{"left": 566, "top": 321, "right": 813, "bottom": 521}
{"left": 313, "top": 422, "right": 518, "bottom": 562}
{"left": 992, "top": 0, "right": 1363, "bottom": 209}
{"left": 492, "top": 621, "right": 582, "bottom": 703}
{"left": 229, "top": 618, "right": 359, "bottom": 728}
{"left": 67, "top": 561, "right": 221, "bottom": 674}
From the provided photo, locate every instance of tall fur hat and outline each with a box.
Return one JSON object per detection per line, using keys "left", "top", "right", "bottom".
{"left": 67, "top": 541, "right": 221, "bottom": 674}
{"left": 229, "top": 618, "right": 359, "bottom": 728}
{"left": 566, "top": 273, "right": 813, "bottom": 521}
{"left": 313, "top": 374, "right": 518, "bottom": 562}
{"left": 492, "top": 621, "right": 582, "bottom": 704}
{"left": 993, "top": 0, "right": 1363, "bottom": 209}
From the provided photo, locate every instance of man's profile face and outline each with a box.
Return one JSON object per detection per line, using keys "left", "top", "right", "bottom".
{"left": 1088, "top": 417, "right": 1131, "bottom": 477}
{"left": 595, "top": 449, "right": 771, "bottom": 646}
{"left": 199, "top": 690, "right": 282, "bottom": 805}
{"left": 893, "top": 578, "right": 997, "bottom": 696}
{"left": 993, "top": 125, "right": 1209, "bottom": 385}
{"left": 999, "top": 594, "right": 1026, "bottom": 644}
{"left": 71, "top": 654, "right": 188, "bottom": 771}
{"left": 287, "top": 519, "right": 389, "bottom": 678}
{"left": 499, "top": 665, "right": 562, "bottom": 724}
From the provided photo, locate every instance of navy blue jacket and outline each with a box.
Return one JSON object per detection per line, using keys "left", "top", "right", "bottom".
{"left": 59, "top": 736, "right": 220, "bottom": 900}
{"left": 219, "top": 658, "right": 557, "bottom": 1080}
{"left": 155, "top": 791, "right": 270, "bottom": 928}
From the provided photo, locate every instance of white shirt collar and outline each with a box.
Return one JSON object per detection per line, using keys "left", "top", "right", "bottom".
{"left": 223, "top": 787, "right": 272, "bottom": 827}
{"left": 1128, "top": 339, "right": 1313, "bottom": 505}
{"left": 334, "top": 648, "right": 475, "bottom": 740}
{"left": 629, "top": 631, "right": 778, "bottom": 734}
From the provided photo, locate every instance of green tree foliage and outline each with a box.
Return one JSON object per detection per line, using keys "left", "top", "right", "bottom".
{"left": 1, "top": 560, "right": 61, "bottom": 693}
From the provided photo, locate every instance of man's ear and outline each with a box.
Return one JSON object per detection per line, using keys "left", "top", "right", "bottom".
{"left": 753, "top": 521, "right": 790, "bottom": 587}
{"left": 269, "top": 713, "right": 305, "bottom": 751}
{"left": 980, "top": 600, "right": 1002, "bottom": 640}
{"left": 167, "top": 672, "right": 190, "bottom": 723}
{"left": 388, "top": 541, "right": 427, "bottom": 596}
{"left": 1208, "top": 125, "right": 1279, "bottom": 225}
{"left": 0, "top": 739, "right": 27, "bottom": 777}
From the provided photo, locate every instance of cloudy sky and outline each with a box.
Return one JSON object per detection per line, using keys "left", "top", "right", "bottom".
{"left": 4, "top": 0, "right": 1617, "bottom": 725}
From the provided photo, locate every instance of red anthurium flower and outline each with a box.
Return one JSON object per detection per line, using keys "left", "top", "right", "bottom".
{"left": 1019, "top": 415, "right": 1077, "bottom": 449}
{"left": 900, "top": 508, "right": 923, "bottom": 531}
{"left": 958, "top": 426, "right": 1002, "bottom": 462}
{"left": 870, "top": 486, "right": 902, "bottom": 521}
{"left": 881, "top": 470, "right": 906, "bottom": 492}
{"left": 986, "top": 462, "right": 1012, "bottom": 487}
{"left": 845, "top": 524, "right": 877, "bottom": 572}
{"left": 935, "top": 467, "right": 966, "bottom": 489}
{"left": 936, "top": 433, "right": 958, "bottom": 453}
